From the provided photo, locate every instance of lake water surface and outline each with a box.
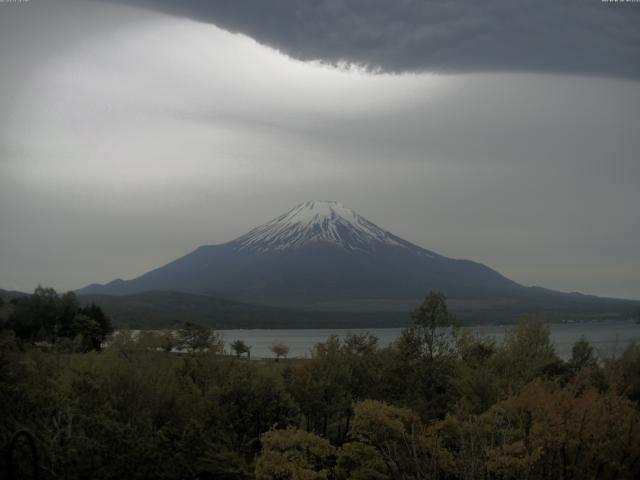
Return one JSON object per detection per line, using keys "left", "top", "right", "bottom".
{"left": 220, "top": 320, "right": 640, "bottom": 360}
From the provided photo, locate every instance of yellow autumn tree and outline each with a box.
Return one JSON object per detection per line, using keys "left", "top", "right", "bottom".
{"left": 339, "top": 400, "right": 438, "bottom": 479}
{"left": 425, "top": 379, "right": 640, "bottom": 479}
{"left": 255, "top": 428, "right": 335, "bottom": 480}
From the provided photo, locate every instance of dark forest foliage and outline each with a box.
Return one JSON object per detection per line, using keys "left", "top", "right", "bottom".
{"left": 1, "top": 290, "right": 639, "bottom": 479}
{"left": 2, "top": 286, "right": 112, "bottom": 352}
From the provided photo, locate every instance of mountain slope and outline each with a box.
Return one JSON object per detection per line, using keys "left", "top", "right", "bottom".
{"left": 79, "top": 200, "right": 528, "bottom": 303}
{"left": 77, "top": 291, "right": 411, "bottom": 329}
{"left": 77, "top": 290, "right": 640, "bottom": 329}
{"left": 0, "top": 288, "right": 29, "bottom": 302}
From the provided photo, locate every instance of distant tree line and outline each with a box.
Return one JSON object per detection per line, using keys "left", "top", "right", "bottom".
{"left": 1, "top": 291, "right": 639, "bottom": 479}
{"left": 1, "top": 286, "right": 112, "bottom": 352}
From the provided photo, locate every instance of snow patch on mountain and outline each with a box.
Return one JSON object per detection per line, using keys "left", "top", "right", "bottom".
{"left": 234, "top": 200, "right": 412, "bottom": 252}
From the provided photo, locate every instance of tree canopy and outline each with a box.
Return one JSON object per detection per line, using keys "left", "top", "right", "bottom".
{"left": 5, "top": 286, "right": 112, "bottom": 351}
{"left": 1, "top": 291, "right": 639, "bottom": 479}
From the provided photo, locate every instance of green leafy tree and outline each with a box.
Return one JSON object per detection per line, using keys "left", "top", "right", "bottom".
{"left": 216, "top": 362, "right": 300, "bottom": 452}
{"left": 570, "top": 336, "right": 598, "bottom": 372}
{"left": 177, "top": 321, "right": 224, "bottom": 353}
{"left": 287, "top": 336, "right": 356, "bottom": 439}
{"left": 5, "top": 288, "right": 112, "bottom": 349}
{"left": 493, "top": 315, "right": 560, "bottom": 386}
{"left": 454, "top": 329, "right": 501, "bottom": 413}
{"left": 78, "top": 302, "right": 112, "bottom": 348}
{"left": 457, "top": 328, "right": 497, "bottom": 367}
{"left": 398, "top": 291, "right": 458, "bottom": 362}
{"left": 135, "top": 330, "right": 171, "bottom": 352}
{"left": 70, "top": 314, "right": 102, "bottom": 352}
{"left": 603, "top": 340, "right": 640, "bottom": 402}
{"left": 57, "top": 291, "right": 79, "bottom": 338}
{"left": 345, "top": 400, "right": 430, "bottom": 479}
{"left": 394, "top": 292, "right": 460, "bottom": 419}
{"left": 8, "top": 286, "right": 60, "bottom": 341}
{"left": 255, "top": 428, "right": 336, "bottom": 480}
{"left": 336, "top": 441, "right": 389, "bottom": 480}
{"left": 231, "top": 339, "right": 251, "bottom": 359}
{"left": 343, "top": 333, "right": 379, "bottom": 356}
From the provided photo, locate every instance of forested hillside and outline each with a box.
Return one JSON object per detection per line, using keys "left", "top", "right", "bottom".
{"left": 2, "top": 291, "right": 639, "bottom": 479}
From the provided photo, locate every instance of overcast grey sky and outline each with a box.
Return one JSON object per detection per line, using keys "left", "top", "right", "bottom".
{"left": 1, "top": 0, "right": 639, "bottom": 299}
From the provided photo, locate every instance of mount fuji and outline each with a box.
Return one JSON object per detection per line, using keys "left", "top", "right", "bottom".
{"left": 79, "top": 200, "right": 547, "bottom": 306}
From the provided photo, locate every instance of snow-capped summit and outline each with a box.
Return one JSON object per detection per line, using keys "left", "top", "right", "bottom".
{"left": 78, "top": 200, "right": 526, "bottom": 303}
{"left": 234, "top": 200, "right": 406, "bottom": 252}
{"left": 76, "top": 200, "right": 625, "bottom": 325}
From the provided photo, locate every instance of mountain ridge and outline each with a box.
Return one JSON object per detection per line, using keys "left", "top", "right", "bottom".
{"left": 78, "top": 200, "right": 622, "bottom": 314}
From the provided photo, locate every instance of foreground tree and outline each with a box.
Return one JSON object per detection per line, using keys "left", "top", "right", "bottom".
{"left": 394, "top": 292, "right": 460, "bottom": 418}
{"left": 336, "top": 441, "right": 389, "bottom": 480}
{"left": 399, "top": 291, "right": 458, "bottom": 361}
{"left": 255, "top": 428, "right": 335, "bottom": 480}
{"left": 340, "top": 400, "right": 431, "bottom": 479}
{"left": 70, "top": 314, "right": 103, "bottom": 351}
{"left": 78, "top": 302, "right": 112, "bottom": 347}
{"left": 426, "top": 379, "right": 640, "bottom": 480}
{"left": 603, "top": 340, "right": 640, "bottom": 402}
{"left": 286, "top": 336, "right": 355, "bottom": 438}
{"left": 493, "top": 315, "right": 560, "bottom": 386}
{"left": 454, "top": 329, "right": 501, "bottom": 413}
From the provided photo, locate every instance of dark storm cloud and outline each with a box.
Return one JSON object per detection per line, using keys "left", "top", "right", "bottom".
{"left": 109, "top": 0, "right": 640, "bottom": 78}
